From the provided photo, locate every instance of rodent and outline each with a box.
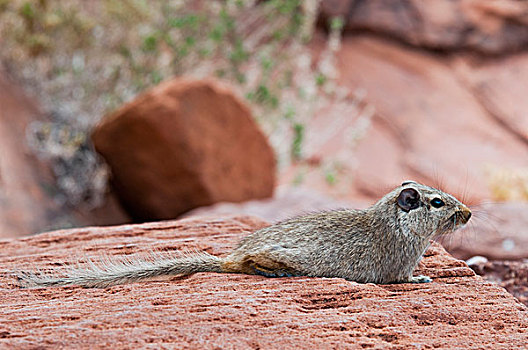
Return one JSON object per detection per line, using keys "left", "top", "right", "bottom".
{"left": 17, "top": 181, "right": 471, "bottom": 288}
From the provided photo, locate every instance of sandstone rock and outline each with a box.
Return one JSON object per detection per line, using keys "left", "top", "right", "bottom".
{"left": 1, "top": 216, "right": 527, "bottom": 348}
{"left": 319, "top": 0, "right": 528, "bottom": 55}
{"left": 453, "top": 53, "right": 528, "bottom": 145}
{"left": 92, "top": 79, "right": 275, "bottom": 222}
{"left": 446, "top": 202, "right": 528, "bottom": 261}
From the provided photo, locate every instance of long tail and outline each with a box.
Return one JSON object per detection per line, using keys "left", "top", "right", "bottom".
{"left": 17, "top": 251, "right": 224, "bottom": 288}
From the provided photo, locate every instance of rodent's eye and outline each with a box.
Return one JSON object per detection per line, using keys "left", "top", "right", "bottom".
{"left": 430, "top": 198, "right": 445, "bottom": 208}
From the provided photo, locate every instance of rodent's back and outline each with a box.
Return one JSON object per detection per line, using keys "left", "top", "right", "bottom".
{"left": 234, "top": 209, "right": 365, "bottom": 251}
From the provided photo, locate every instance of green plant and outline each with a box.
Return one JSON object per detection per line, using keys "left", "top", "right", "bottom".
{"left": 0, "top": 0, "right": 372, "bottom": 209}
{"left": 291, "top": 123, "right": 305, "bottom": 161}
{"left": 325, "top": 170, "right": 337, "bottom": 186}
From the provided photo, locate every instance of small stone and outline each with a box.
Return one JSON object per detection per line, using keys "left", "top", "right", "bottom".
{"left": 465, "top": 256, "right": 488, "bottom": 266}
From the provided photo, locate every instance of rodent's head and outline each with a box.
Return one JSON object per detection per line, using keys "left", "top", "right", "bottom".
{"left": 384, "top": 181, "right": 471, "bottom": 239}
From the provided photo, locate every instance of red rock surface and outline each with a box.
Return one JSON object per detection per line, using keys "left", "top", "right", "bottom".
{"left": 286, "top": 32, "right": 528, "bottom": 204}
{"left": 320, "top": 0, "right": 528, "bottom": 55}
{"left": 1, "top": 216, "right": 527, "bottom": 349}
{"left": 338, "top": 36, "right": 528, "bottom": 201}
{"left": 293, "top": 1, "right": 528, "bottom": 203}
{"left": 453, "top": 53, "right": 528, "bottom": 144}
{"left": 92, "top": 78, "right": 276, "bottom": 222}
{"left": 470, "top": 259, "right": 528, "bottom": 307}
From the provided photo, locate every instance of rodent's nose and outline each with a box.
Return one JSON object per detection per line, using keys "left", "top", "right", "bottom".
{"left": 459, "top": 206, "right": 472, "bottom": 223}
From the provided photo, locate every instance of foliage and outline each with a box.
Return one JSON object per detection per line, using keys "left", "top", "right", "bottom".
{"left": 487, "top": 166, "right": 528, "bottom": 201}
{"left": 0, "top": 0, "right": 371, "bottom": 207}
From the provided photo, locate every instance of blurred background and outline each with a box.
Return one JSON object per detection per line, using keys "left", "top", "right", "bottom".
{"left": 0, "top": 0, "right": 527, "bottom": 299}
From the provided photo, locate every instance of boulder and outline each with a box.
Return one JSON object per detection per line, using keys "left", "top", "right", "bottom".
{"left": 319, "top": 0, "right": 528, "bottom": 55}
{"left": 1, "top": 216, "right": 527, "bottom": 348}
{"left": 92, "top": 79, "right": 276, "bottom": 221}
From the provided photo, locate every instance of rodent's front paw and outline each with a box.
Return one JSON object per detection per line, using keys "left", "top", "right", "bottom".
{"left": 411, "top": 275, "right": 432, "bottom": 283}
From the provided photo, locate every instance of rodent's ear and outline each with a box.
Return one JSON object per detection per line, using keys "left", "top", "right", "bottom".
{"left": 401, "top": 180, "right": 416, "bottom": 186}
{"left": 397, "top": 188, "right": 421, "bottom": 212}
